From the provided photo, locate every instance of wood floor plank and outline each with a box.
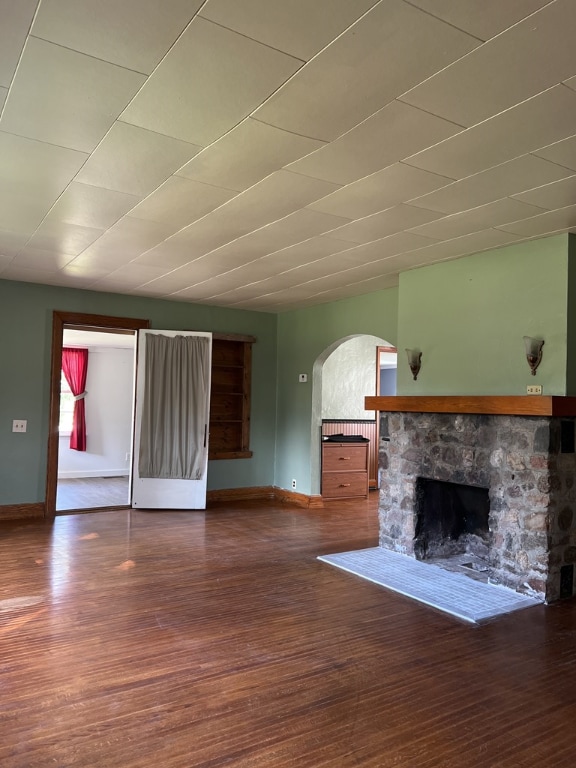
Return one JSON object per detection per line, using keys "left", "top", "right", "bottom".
{"left": 1, "top": 497, "right": 576, "bottom": 766}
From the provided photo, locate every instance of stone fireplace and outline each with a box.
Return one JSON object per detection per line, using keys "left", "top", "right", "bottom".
{"left": 365, "top": 396, "right": 576, "bottom": 603}
{"left": 413, "top": 476, "right": 490, "bottom": 561}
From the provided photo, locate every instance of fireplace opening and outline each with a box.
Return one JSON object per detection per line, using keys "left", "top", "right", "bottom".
{"left": 414, "top": 478, "right": 490, "bottom": 561}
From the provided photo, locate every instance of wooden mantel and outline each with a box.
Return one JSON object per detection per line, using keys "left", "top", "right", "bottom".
{"left": 364, "top": 395, "right": 576, "bottom": 417}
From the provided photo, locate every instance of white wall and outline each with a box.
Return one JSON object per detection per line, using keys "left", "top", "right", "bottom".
{"left": 58, "top": 346, "right": 135, "bottom": 478}
{"left": 322, "top": 335, "right": 385, "bottom": 419}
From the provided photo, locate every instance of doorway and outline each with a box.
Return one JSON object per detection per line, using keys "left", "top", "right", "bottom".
{"left": 311, "top": 334, "right": 396, "bottom": 496}
{"left": 46, "top": 311, "right": 149, "bottom": 518}
{"left": 56, "top": 327, "right": 136, "bottom": 512}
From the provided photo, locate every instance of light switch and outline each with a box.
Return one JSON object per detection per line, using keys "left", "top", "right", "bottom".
{"left": 12, "top": 420, "right": 27, "bottom": 433}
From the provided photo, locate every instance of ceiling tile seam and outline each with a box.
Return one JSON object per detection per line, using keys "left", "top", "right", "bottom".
{"left": 493, "top": 224, "right": 576, "bottom": 240}
{"left": 283, "top": 160, "right": 457, "bottom": 200}
{"left": 201, "top": 0, "right": 387, "bottom": 66}
{"left": 113, "top": 12, "right": 264, "bottom": 138}
{"left": 8, "top": 180, "right": 97, "bottom": 258}
{"left": 127, "top": 250, "right": 291, "bottom": 295}
{"left": 0, "top": 127, "right": 90, "bottom": 160}
{"left": 274, "top": 165, "right": 359, "bottom": 193}
{"left": 509, "top": 187, "right": 576, "bottom": 209}
{"left": 161, "top": 239, "right": 367, "bottom": 297}
{"left": 43, "top": 0, "right": 211, "bottom": 84}
{"left": 110, "top": 119, "right": 204, "bottom": 151}
{"left": 26, "top": 34, "right": 151, "bottom": 77}
{"left": 242, "top": 2, "right": 429, "bottom": 143}
{"left": 416, "top": 195, "right": 553, "bottom": 228}
{"left": 0, "top": 0, "right": 41, "bottom": 116}
{"left": 131, "top": 171, "right": 243, "bottom": 202}
{"left": 401, "top": 83, "right": 575, "bottom": 171}
{"left": 403, "top": 153, "right": 576, "bottom": 208}
{"left": 320, "top": 230, "right": 442, "bottom": 251}
{"left": 122, "top": 15, "right": 310, "bottom": 152}
{"left": 395, "top": 159, "right": 456, "bottom": 183}
{"left": 0, "top": 109, "right": 151, "bottom": 254}
{"left": 122, "top": 169, "right": 346, "bottom": 266}
{"left": 134, "top": 244, "right": 336, "bottom": 298}
{"left": 199, "top": 235, "right": 357, "bottom": 277}
{"left": 167, "top": 113, "right": 329, "bottom": 191}
{"left": 196, "top": 14, "right": 306, "bottom": 64}
{"left": 71, "top": 179, "right": 248, "bottom": 265}
{"left": 200, "top": 245, "right": 429, "bottom": 303}
{"left": 397, "top": 0, "right": 560, "bottom": 118}
{"left": 400, "top": 0, "right": 486, "bottom": 42}
{"left": 319, "top": 202, "right": 444, "bottom": 239}
{"left": 498, "top": 201, "right": 576, "bottom": 226}
{"left": 394, "top": 95, "right": 470, "bottom": 129}
{"left": 248, "top": 116, "right": 330, "bottom": 145}
{"left": 73, "top": 173, "right": 222, "bottom": 199}
{"left": 170, "top": 128, "right": 275, "bottom": 193}
{"left": 45, "top": 117, "right": 196, "bottom": 215}
{"left": 243, "top": 3, "right": 492, "bottom": 146}
{"left": 293, "top": 97, "right": 469, "bottom": 172}
{"left": 433, "top": 233, "right": 531, "bottom": 261}
{"left": 491, "top": 225, "right": 542, "bottom": 236}
{"left": 18, "top": 180, "right": 140, "bottom": 262}
{"left": 529, "top": 149, "right": 576, "bottom": 175}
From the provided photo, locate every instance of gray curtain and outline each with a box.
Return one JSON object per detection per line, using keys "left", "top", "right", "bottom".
{"left": 139, "top": 334, "right": 210, "bottom": 480}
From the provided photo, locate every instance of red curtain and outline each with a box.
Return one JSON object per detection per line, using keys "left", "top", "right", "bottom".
{"left": 62, "top": 348, "right": 88, "bottom": 451}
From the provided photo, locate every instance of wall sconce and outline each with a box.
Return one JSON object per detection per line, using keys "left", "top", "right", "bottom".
{"left": 405, "top": 348, "right": 422, "bottom": 381}
{"left": 523, "top": 336, "right": 544, "bottom": 376}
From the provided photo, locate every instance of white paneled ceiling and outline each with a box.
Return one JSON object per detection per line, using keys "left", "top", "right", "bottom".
{"left": 1, "top": 0, "right": 576, "bottom": 312}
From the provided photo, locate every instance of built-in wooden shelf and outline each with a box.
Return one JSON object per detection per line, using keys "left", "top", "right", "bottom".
{"left": 364, "top": 395, "right": 576, "bottom": 417}
{"left": 209, "top": 334, "right": 255, "bottom": 460}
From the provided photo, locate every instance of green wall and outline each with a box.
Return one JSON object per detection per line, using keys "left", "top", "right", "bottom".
{"left": 397, "top": 235, "right": 570, "bottom": 395}
{"left": 3, "top": 233, "right": 575, "bottom": 507}
{"left": 275, "top": 289, "right": 399, "bottom": 495}
{"left": 566, "top": 235, "right": 576, "bottom": 395}
{"left": 0, "top": 279, "right": 277, "bottom": 505}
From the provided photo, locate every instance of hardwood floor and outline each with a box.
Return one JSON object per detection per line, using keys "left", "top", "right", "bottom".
{"left": 1, "top": 495, "right": 576, "bottom": 767}
{"left": 56, "top": 476, "right": 130, "bottom": 511}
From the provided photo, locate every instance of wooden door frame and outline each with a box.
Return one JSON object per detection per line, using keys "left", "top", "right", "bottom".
{"left": 376, "top": 346, "right": 397, "bottom": 396}
{"left": 46, "top": 311, "right": 150, "bottom": 518}
{"left": 375, "top": 346, "right": 397, "bottom": 490}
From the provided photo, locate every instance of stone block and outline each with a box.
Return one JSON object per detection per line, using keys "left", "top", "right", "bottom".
{"left": 558, "top": 506, "right": 574, "bottom": 532}
{"left": 563, "top": 546, "right": 576, "bottom": 563}
{"left": 507, "top": 453, "right": 527, "bottom": 471}
{"left": 534, "top": 425, "right": 551, "bottom": 453}
{"left": 530, "top": 454, "right": 549, "bottom": 469}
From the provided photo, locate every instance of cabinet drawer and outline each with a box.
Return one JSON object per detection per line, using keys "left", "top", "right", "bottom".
{"left": 322, "top": 471, "right": 368, "bottom": 498}
{"left": 322, "top": 444, "right": 367, "bottom": 472}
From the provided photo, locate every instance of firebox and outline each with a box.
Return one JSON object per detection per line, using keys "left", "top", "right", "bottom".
{"left": 414, "top": 478, "right": 490, "bottom": 561}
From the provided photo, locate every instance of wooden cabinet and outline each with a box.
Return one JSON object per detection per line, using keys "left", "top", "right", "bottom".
{"left": 321, "top": 441, "right": 369, "bottom": 499}
{"left": 321, "top": 420, "right": 378, "bottom": 489}
{"left": 209, "top": 334, "right": 254, "bottom": 460}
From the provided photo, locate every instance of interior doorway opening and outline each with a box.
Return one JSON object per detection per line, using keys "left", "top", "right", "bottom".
{"left": 56, "top": 327, "right": 137, "bottom": 512}
{"left": 310, "top": 334, "right": 396, "bottom": 497}
{"left": 46, "top": 311, "right": 149, "bottom": 518}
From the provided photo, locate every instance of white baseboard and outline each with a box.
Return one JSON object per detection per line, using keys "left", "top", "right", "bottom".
{"left": 57, "top": 469, "right": 129, "bottom": 479}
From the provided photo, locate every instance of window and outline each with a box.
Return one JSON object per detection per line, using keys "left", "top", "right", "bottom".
{"left": 59, "top": 372, "right": 75, "bottom": 435}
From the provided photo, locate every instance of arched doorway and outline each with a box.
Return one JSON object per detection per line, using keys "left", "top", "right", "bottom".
{"left": 310, "top": 334, "right": 396, "bottom": 496}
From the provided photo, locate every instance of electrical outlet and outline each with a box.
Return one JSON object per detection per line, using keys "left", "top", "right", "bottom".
{"left": 291, "top": 479, "right": 297, "bottom": 489}
{"left": 298, "top": 373, "right": 307, "bottom": 383}
{"left": 12, "top": 420, "right": 27, "bottom": 433}
{"left": 527, "top": 385, "right": 542, "bottom": 395}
